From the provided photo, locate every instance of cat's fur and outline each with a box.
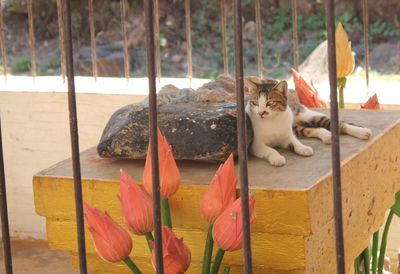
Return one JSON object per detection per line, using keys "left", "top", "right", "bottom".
{"left": 245, "top": 77, "right": 372, "bottom": 167}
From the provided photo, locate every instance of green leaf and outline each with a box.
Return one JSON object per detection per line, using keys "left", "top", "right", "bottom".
{"left": 391, "top": 191, "right": 400, "bottom": 217}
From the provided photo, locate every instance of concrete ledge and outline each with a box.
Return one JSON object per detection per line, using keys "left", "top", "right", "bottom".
{"left": 33, "top": 110, "right": 400, "bottom": 273}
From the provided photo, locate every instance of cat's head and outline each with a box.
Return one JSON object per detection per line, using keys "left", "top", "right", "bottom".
{"left": 246, "top": 77, "right": 288, "bottom": 119}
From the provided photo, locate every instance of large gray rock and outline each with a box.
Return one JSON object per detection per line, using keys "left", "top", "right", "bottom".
{"left": 298, "top": 40, "right": 328, "bottom": 83}
{"left": 97, "top": 76, "right": 254, "bottom": 162}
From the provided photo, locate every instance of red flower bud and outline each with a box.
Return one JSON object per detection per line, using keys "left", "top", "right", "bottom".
{"left": 119, "top": 169, "right": 153, "bottom": 235}
{"left": 84, "top": 203, "right": 132, "bottom": 263}
{"left": 200, "top": 154, "right": 237, "bottom": 223}
{"left": 144, "top": 129, "right": 181, "bottom": 199}
{"left": 292, "top": 69, "right": 327, "bottom": 108}
{"left": 361, "top": 94, "right": 380, "bottom": 110}
{"left": 151, "top": 227, "right": 191, "bottom": 274}
{"left": 212, "top": 197, "right": 256, "bottom": 251}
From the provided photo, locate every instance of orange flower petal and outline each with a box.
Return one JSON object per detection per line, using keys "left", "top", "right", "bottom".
{"left": 200, "top": 154, "right": 237, "bottom": 223}
{"left": 292, "top": 69, "right": 327, "bottom": 108}
{"left": 361, "top": 94, "right": 380, "bottom": 110}
{"left": 120, "top": 169, "right": 153, "bottom": 235}
{"left": 336, "top": 23, "right": 355, "bottom": 78}
{"left": 84, "top": 203, "right": 132, "bottom": 263}
{"left": 213, "top": 197, "right": 256, "bottom": 252}
{"left": 151, "top": 227, "right": 191, "bottom": 274}
{"left": 143, "top": 128, "right": 181, "bottom": 199}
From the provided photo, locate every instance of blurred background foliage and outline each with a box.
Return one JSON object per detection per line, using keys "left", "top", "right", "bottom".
{"left": 1, "top": 0, "right": 399, "bottom": 78}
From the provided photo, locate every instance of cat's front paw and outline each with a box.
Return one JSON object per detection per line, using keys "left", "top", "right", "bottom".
{"left": 346, "top": 125, "right": 372, "bottom": 140}
{"left": 295, "top": 145, "right": 314, "bottom": 157}
{"left": 321, "top": 132, "right": 332, "bottom": 144}
{"left": 268, "top": 154, "right": 286, "bottom": 167}
{"left": 356, "top": 128, "right": 372, "bottom": 140}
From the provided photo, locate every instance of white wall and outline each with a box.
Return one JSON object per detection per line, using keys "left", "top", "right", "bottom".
{"left": 0, "top": 90, "right": 145, "bottom": 239}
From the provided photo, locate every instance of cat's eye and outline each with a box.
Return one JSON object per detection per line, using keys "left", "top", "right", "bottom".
{"left": 266, "top": 102, "right": 275, "bottom": 107}
{"left": 251, "top": 101, "right": 258, "bottom": 106}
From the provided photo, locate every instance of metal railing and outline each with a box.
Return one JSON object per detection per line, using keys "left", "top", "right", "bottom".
{"left": 233, "top": 1, "right": 253, "bottom": 272}
{"left": 0, "top": 1, "right": 8, "bottom": 80}
{"left": 0, "top": 115, "right": 12, "bottom": 274}
{"left": 221, "top": 0, "right": 229, "bottom": 75}
{"left": 63, "top": 0, "right": 88, "bottom": 272}
{"left": 0, "top": 0, "right": 376, "bottom": 273}
{"left": 144, "top": 0, "right": 164, "bottom": 272}
{"left": 324, "top": 0, "right": 346, "bottom": 271}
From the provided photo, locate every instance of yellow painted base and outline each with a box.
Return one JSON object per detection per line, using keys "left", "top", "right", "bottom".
{"left": 33, "top": 110, "right": 400, "bottom": 273}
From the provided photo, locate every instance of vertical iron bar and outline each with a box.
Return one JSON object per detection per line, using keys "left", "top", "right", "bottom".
{"left": 233, "top": 0, "right": 253, "bottom": 273}
{"left": 255, "top": 0, "right": 263, "bottom": 78}
{"left": 398, "top": 249, "right": 400, "bottom": 274}
{"left": 144, "top": 0, "right": 164, "bottom": 273}
{"left": 27, "top": 0, "right": 37, "bottom": 77}
{"left": 324, "top": 0, "right": 346, "bottom": 273}
{"left": 0, "top": 117, "right": 13, "bottom": 274}
{"left": 0, "top": 2, "right": 8, "bottom": 79}
{"left": 184, "top": 0, "right": 193, "bottom": 84}
{"left": 56, "top": 0, "right": 66, "bottom": 82}
{"left": 120, "top": 0, "right": 130, "bottom": 82}
{"left": 88, "top": 0, "right": 98, "bottom": 80}
{"left": 221, "top": 0, "right": 228, "bottom": 75}
{"left": 363, "top": 0, "right": 369, "bottom": 91}
{"left": 153, "top": 0, "right": 161, "bottom": 83}
{"left": 291, "top": 0, "right": 299, "bottom": 71}
{"left": 63, "top": 0, "right": 88, "bottom": 273}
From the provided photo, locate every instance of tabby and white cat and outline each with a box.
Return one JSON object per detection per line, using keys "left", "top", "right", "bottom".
{"left": 245, "top": 77, "right": 372, "bottom": 167}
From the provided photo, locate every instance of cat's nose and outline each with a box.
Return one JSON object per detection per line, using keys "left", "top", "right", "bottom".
{"left": 258, "top": 111, "right": 269, "bottom": 118}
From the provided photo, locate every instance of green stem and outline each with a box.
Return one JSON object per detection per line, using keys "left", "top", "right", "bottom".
{"left": 338, "top": 77, "right": 347, "bottom": 109}
{"left": 161, "top": 199, "right": 172, "bottom": 228}
{"left": 339, "top": 85, "right": 345, "bottom": 109}
{"left": 378, "top": 210, "right": 394, "bottom": 274}
{"left": 123, "top": 257, "right": 142, "bottom": 274}
{"left": 210, "top": 248, "right": 225, "bottom": 274}
{"left": 372, "top": 230, "right": 379, "bottom": 274}
{"left": 223, "top": 266, "right": 231, "bottom": 274}
{"left": 145, "top": 232, "right": 154, "bottom": 253}
{"left": 362, "top": 245, "right": 371, "bottom": 274}
{"left": 202, "top": 224, "right": 214, "bottom": 274}
{"left": 354, "top": 255, "right": 360, "bottom": 274}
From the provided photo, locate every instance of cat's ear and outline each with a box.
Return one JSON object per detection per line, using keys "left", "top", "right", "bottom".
{"left": 244, "top": 76, "right": 262, "bottom": 94}
{"left": 245, "top": 76, "right": 264, "bottom": 85}
{"left": 275, "top": 80, "right": 288, "bottom": 96}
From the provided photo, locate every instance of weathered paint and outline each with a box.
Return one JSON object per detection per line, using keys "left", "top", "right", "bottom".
{"left": 306, "top": 120, "right": 400, "bottom": 273}
{"left": 33, "top": 176, "right": 311, "bottom": 235}
{"left": 32, "top": 110, "right": 400, "bottom": 273}
{"left": 47, "top": 220, "right": 305, "bottom": 270}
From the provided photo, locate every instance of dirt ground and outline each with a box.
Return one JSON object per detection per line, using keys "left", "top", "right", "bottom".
{"left": 0, "top": 240, "right": 78, "bottom": 274}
